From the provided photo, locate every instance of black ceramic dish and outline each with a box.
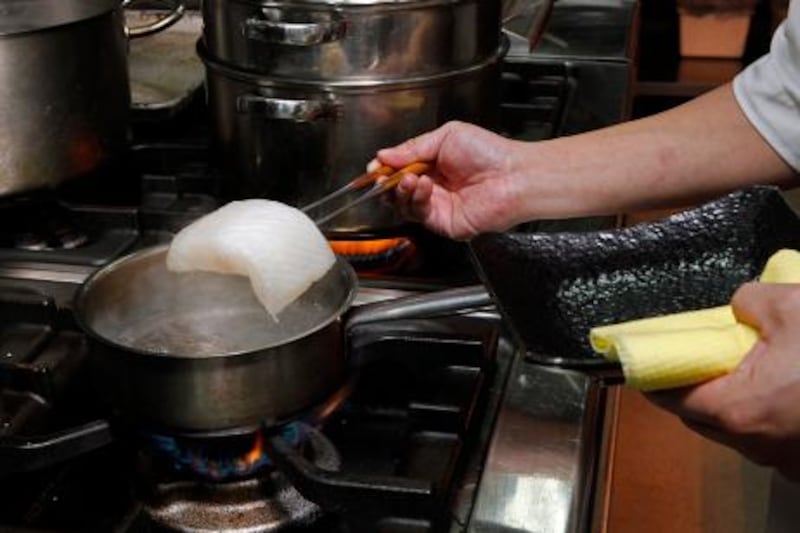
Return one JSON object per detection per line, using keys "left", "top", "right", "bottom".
{"left": 470, "top": 186, "right": 800, "bottom": 378}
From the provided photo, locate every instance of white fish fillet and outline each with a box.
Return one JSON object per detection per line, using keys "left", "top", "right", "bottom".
{"left": 166, "top": 199, "right": 336, "bottom": 319}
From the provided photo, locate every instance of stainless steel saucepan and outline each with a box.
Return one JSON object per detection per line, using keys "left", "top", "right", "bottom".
{"left": 73, "top": 244, "right": 493, "bottom": 433}
{"left": 74, "top": 245, "right": 356, "bottom": 433}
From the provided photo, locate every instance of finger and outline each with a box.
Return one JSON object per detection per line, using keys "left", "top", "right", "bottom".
{"left": 645, "top": 387, "right": 693, "bottom": 413}
{"left": 367, "top": 158, "right": 381, "bottom": 172}
{"left": 376, "top": 121, "right": 461, "bottom": 168}
{"left": 409, "top": 175, "right": 435, "bottom": 222}
{"left": 396, "top": 174, "right": 419, "bottom": 198}
{"left": 731, "top": 282, "right": 777, "bottom": 330}
{"left": 646, "top": 384, "right": 729, "bottom": 431}
{"left": 685, "top": 418, "right": 787, "bottom": 469}
{"left": 394, "top": 175, "right": 420, "bottom": 222}
{"left": 646, "top": 340, "right": 768, "bottom": 427}
{"left": 645, "top": 372, "right": 741, "bottom": 427}
{"left": 732, "top": 282, "right": 800, "bottom": 333}
{"left": 643, "top": 385, "right": 721, "bottom": 426}
{"left": 681, "top": 418, "right": 751, "bottom": 452}
{"left": 647, "top": 386, "right": 764, "bottom": 460}
{"left": 411, "top": 175, "right": 434, "bottom": 206}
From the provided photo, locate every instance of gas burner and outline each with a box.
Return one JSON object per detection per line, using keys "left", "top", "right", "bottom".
{"left": 329, "top": 237, "right": 418, "bottom": 274}
{"left": 145, "top": 423, "right": 306, "bottom": 481}
{"left": 143, "top": 426, "right": 341, "bottom": 533}
{"left": 141, "top": 380, "right": 354, "bottom": 481}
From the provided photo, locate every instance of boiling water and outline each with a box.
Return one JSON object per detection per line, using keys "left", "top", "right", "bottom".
{"left": 87, "top": 252, "right": 348, "bottom": 358}
{"left": 117, "top": 301, "right": 333, "bottom": 356}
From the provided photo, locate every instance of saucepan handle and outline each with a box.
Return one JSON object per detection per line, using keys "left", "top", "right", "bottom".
{"left": 346, "top": 284, "right": 494, "bottom": 329}
{"left": 123, "top": 0, "right": 186, "bottom": 39}
{"left": 0, "top": 420, "right": 113, "bottom": 477}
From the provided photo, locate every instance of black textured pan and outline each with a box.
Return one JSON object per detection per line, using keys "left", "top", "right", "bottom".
{"left": 470, "top": 186, "right": 800, "bottom": 377}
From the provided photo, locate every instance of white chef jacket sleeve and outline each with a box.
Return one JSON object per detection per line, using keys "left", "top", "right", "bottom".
{"left": 734, "top": 0, "right": 800, "bottom": 172}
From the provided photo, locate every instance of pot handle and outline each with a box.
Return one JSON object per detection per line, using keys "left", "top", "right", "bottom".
{"left": 347, "top": 284, "right": 495, "bottom": 329}
{"left": 237, "top": 95, "right": 340, "bottom": 122}
{"left": 0, "top": 420, "right": 113, "bottom": 476}
{"left": 123, "top": 0, "right": 186, "bottom": 39}
{"left": 243, "top": 11, "right": 347, "bottom": 46}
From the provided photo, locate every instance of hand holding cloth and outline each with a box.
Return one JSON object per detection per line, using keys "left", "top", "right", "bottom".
{"left": 590, "top": 249, "right": 800, "bottom": 390}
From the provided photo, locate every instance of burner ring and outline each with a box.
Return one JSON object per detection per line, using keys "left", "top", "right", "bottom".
{"left": 144, "top": 424, "right": 341, "bottom": 532}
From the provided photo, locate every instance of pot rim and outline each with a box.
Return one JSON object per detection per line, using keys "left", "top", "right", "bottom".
{"left": 73, "top": 244, "right": 359, "bottom": 360}
{"left": 198, "top": 40, "right": 505, "bottom": 90}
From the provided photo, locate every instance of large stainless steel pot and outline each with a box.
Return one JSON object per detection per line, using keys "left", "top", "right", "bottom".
{"left": 202, "top": 0, "right": 501, "bottom": 80}
{"left": 74, "top": 245, "right": 357, "bottom": 432}
{"left": 201, "top": 44, "right": 502, "bottom": 233}
{"left": 0, "top": 0, "right": 184, "bottom": 197}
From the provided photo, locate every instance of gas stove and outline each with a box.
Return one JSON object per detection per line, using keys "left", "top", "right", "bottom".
{"left": 0, "top": 2, "right": 636, "bottom": 531}
{"left": 0, "top": 288, "right": 513, "bottom": 531}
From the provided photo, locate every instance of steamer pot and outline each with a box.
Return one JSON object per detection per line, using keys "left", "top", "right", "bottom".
{"left": 200, "top": 45, "right": 502, "bottom": 233}
{"left": 202, "top": 0, "right": 501, "bottom": 80}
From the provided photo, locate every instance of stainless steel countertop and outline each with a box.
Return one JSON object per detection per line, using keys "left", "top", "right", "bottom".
{"left": 468, "top": 353, "right": 607, "bottom": 532}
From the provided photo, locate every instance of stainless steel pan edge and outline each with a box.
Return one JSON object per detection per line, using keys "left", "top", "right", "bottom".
{"left": 347, "top": 284, "right": 494, "bottom": 327}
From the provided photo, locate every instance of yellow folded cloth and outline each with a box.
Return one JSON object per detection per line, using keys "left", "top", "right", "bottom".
{"left": 589, "top": 249, "right": 800, "bottom": 391}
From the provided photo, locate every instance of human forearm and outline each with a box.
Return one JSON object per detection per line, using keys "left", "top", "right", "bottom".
{"left": 507, "top": 83, "right": 797, "bottom": 223}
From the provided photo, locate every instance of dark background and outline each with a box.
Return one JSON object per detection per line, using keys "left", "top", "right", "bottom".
{"left": 634, "top": 0, "right": 777, "bottom": 117}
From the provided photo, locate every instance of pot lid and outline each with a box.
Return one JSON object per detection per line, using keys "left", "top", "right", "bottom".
{"left": 0, "top": 0, "right": 119, "bottom": 37}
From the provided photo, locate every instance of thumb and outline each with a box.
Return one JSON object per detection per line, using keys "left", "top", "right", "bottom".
{"left": 731, "top": 282, "right": 800, "bottom": 334}
{"left": 645, "top": 338, "right": 769, "bottom": 429}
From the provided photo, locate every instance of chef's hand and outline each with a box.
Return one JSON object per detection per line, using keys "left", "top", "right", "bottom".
{"left": 373, "top": 121, "right": 527, "bottom": 240}
{"left": 647, "top": 282, "right": 800, "bottom": 480}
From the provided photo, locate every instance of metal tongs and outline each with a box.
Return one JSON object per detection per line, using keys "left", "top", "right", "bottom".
{"left": 301, "top": 162, "right": 430, "bottom": 226}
